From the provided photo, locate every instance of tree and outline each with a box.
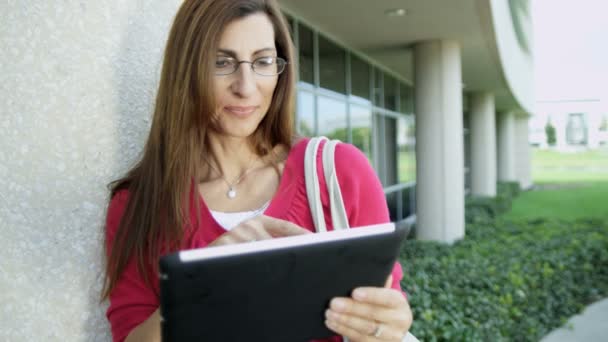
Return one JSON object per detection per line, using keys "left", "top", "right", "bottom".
{"left": 545, "top": 120, "right": 556, "bottom": 146}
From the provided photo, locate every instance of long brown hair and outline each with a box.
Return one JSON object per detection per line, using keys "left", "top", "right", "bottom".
{"left": 102, "top": 0, "right": 296, "bottom": 300}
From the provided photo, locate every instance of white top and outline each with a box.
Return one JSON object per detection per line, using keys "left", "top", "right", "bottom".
{"left": 209, "top": 201, "right": 271, "bottom": 230}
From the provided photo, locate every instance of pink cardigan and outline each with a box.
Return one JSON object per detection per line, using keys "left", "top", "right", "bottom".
{"left": 105, "top": 138, "right": 405, "bottom": 342}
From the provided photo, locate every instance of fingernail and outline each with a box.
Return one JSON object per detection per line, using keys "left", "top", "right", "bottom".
{"left": 325, "top": 319, "right": 336, "bottom": 329}
{"left": 325, "top": 309, "right": 338, "bottom": 320}
{"left": 331, "top": 298, "right": 346, "bottom": 311}
{"left": 354, "top": 289, "right": 367, "bottom": 300}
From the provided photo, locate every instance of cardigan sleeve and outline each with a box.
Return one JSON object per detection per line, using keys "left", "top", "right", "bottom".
{"left": 333, "top": 143, "right": 405, "bottom": 293}
{"left": 104, "top": 190, "right": 160, "bottom": 342}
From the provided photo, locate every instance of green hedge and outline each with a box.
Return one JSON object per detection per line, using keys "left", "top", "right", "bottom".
{"left": 399, "top": 218, "right": 608, "bottom": 341}
{"left": 465, "top": 182, "right": 520, "bottom": 223}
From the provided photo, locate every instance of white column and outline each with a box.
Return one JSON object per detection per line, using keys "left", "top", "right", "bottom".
{"left": 469, "top": 92, "right": 497, "bottom": 196}
{"left": 414, "top": 40, "right": 464, "bottom": 243}
{"left": 514, "top": 115, "right": 533, "bottom": 189}
{"left": 497, "top": 111, "right": 516, "bottom": 181}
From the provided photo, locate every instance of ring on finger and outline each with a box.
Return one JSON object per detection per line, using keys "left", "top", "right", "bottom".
{"left": 372, "top": 323, "right": 384, "bottom": 338}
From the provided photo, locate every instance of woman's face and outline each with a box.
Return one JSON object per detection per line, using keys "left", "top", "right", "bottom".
{"left": 212, "top": 13, "right": 279, "bottom": 138}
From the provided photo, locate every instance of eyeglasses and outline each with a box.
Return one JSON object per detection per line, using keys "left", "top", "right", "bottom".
{"left": 214, "top": 56, "right": 287, "bottom": 76}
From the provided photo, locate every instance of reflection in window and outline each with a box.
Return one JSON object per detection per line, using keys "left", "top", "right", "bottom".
{"left": 373, "top": 69, "right": 383, "bottom": 106}
{"left": 398, "top": 117, "right": 416, "bottom": 183}
{"left": 373, "top": 113, "right": 398, "bottom": 186}
{"left": 318, "top": 96, "right": 347, "bottom": 141}
{"left": 318, "top": 36, "right": 346, "bottom": 94}
{"left": 383, "top": 116, "right": 398, "bottom": 185}
{"left": 350, "top": 54, "right": 371, "bottom": 102}
{"left": 298, "top": 24, "right": 314, "bottom": 85}
{"left": 384, "top": 74, "right": 398, "bottom": 111}
{"left": 296, "top": 91, "right": 315, "bottom": 137}
{"left": 350, "top": 105, "right": 373, "bottom": 161}
{"left": 399, "top": 83, "right": 414, "bottom": 114}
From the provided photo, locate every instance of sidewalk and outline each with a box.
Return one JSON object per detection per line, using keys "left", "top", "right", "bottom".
{"left": 540, "top": 298, "right": 608, "bottom": 342}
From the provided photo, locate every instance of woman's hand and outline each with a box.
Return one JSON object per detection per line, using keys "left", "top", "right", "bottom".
{"left": 325, "top": 275, "right": 412, "bottom": 342}
{"left": 207, "top": 215, "right": 312, "bottom": 247}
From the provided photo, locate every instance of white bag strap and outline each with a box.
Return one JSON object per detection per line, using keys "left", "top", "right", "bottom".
{"left": 304, "top": 137, "right": 349, "bottom": 232}
{"left": 322, "top": 139, "right": 349, "bottom": 230}
{"left": 304, "top": 137, "right": 328, "bottom": 233}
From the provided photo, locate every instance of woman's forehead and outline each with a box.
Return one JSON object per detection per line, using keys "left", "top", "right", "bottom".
{"left": 218, "top": 13, "right": 276, "bottom": 56}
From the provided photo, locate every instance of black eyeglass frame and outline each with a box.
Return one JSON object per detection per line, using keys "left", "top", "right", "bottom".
{"left": 214, "top": 56, "right": 288, "bottom": 76}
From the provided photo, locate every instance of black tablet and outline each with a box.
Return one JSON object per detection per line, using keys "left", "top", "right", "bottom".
{"left": 159, "top": 223, "right": 408, "bottom": 342}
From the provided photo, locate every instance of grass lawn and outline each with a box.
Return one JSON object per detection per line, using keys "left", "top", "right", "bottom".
{"left": 532, "top": 147, "right": 608, "bottom": 183}
{"left": 505, "top": 182, "right": 608, "bottom": 220}
{"left": 504, "top": 147, "right": 608, "bottom": 220}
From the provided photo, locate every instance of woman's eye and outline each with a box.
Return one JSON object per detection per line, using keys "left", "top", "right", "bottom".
{"left": 215, "top": 58, "right": 233, "bottom": 68}
{"left": 255, "top": 57, "right": 275, "bottom": 66}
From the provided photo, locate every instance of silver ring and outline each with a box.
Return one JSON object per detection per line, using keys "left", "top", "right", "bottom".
{"left": 372, "top": 323, "right": 383, "bottom": 338}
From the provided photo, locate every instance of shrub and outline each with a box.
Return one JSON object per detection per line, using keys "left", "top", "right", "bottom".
{"left": 545, "top": 122, "right": 556, "bottom": 146}
{"left": 465, "top": 182, "right": 519, "bottom": 224}
{"left": 399, "top": 218, "right": 608, "bottom": 341}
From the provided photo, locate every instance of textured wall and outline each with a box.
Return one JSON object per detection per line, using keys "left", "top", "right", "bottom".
{"left": 0, "top": 1, "right": 180, "bottom": 340}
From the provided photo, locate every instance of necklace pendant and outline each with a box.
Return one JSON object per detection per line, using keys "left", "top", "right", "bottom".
{"left": 227, "top": 187, "right": 237, "bottom": 199}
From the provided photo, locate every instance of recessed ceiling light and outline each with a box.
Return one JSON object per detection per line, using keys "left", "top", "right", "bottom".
{"left": 385, "top": 8, "right": 408, "bottom": 17}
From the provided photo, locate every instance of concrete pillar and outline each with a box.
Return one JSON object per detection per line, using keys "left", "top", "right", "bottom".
{"left": 497, "top": 111, "right": 517, "bottom": 181}
{"left": 413, "top": 40, "right": 464, "bottom": 243}
{"left": 469, "top": 92, "right": 497, "bottom": 196}
{"left": 514, "top": 115, "right": 533, "bottom": 189}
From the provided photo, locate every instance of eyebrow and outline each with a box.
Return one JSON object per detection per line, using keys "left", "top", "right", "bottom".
{"left": 217, "top": 47, "right": 277, "bottom": 58}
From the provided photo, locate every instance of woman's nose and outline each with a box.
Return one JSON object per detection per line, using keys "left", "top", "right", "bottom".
{"left": 230, "top": 63, "right": 256, "bottom": 97}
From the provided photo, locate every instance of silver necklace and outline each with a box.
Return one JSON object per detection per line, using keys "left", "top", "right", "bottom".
{"left": 206, "top": 155, "right": 257, "bottom": 199}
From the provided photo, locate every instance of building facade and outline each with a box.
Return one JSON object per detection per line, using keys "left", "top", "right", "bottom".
{"left": 279, "top": 0, "right": 534, "bottom": 242}
{"left": 531, "top": 99, "right": 608, "bottom": 150}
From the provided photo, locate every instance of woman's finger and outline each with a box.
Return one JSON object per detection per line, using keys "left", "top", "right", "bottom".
{"left": 329, "top": 297, "right": 400, "bottom": 324}
{"left": 384, "top": 275, "right": 393, "bottom": 288}
{"left": 257, "top": 215, "right": 312, "bottom": 237}
{"left": 325, "top": 309, "right": 403, "bottom": 341}
{"left": 352, "top": 287, "right": 407, "bottom": 309}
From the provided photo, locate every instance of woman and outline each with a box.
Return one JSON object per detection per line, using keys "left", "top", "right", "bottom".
{"left": 102, "top": 0, "right": 412, "bottom": 341}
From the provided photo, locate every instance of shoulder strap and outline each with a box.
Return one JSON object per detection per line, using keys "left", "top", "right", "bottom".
{"left": 322, "top": 139, "right": 349, "bottom": 230}
{"left": 304, "top": 137, "right": 349, "bottom": 233}
{"left": 304, "top": 137, "right": 327, "bottom": 232}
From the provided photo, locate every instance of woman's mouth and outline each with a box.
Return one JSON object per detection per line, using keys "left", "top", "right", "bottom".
{"left": 224, "top": 106, "right": 258, "bottom": 117}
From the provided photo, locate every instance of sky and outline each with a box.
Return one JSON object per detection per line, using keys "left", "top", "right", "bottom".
{"left": 532, "top": 0, "right": 608, "bottom": 103}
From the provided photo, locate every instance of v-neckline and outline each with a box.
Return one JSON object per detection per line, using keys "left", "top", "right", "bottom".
{"left": 197, "top": 140, "right": 304, "bottom": 235}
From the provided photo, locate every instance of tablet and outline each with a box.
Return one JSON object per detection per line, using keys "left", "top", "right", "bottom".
{"left": 159, "top": 223, "right": 408, "bottom": 342}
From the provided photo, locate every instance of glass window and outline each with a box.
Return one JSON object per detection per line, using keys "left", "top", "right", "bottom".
{"left": 285, "top": 15, "right": 295, "bottom": 40}
{"left": 318, "top": 96, "right": 347, "bottom": 141}
{"left": 383, "top": 116, "right": 398, "bottom": 185}
{"left": 350, "top": 105, "right": 373, "bottom": 161}
{"left": 318, "top": 36, "right": 346, "bottom": 94}
{"left": 296, "top": 91, "right": 315, "bottom": 136}
{"left": 373, "top": 69, "right": 383, "bottom": 106}
{"left": 398, "top": 117, "right": 416, "bottom": 183}
{"left": 386, "top": 192, "right": 399, "bottom": 222}
{"left": 373, "top": 113, "right": 398, "bottom": 186}
{"left": 401, "top": 186, "right": 415, "bottom": 218}
{"left": 384, "top": 74, "right": 398, "bottom": 111}
{"left": 298, "top": 24, "right": 314, "bottom": 85}
{"left": 399, "top": 83, "right": 414, "bottom": 114}
{"left": 350, "top": 54, "right": 371, "bottom": 102}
